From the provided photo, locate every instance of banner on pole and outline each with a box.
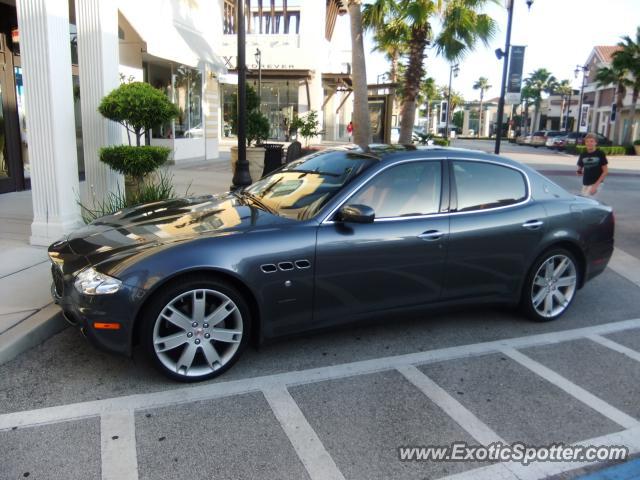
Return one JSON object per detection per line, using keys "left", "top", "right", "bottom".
{"left": 507, "top": 46, "right": 526, "bottom": 100}
{"left": 579, "top": 105, "right": 590, "bottom": 133}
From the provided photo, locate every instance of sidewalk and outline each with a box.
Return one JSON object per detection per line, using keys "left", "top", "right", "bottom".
{"left": 0, "top": 142, "right": 638, "bottom": 365}
{"left": 0, "top": 152, "right": 234, "bottom": 365}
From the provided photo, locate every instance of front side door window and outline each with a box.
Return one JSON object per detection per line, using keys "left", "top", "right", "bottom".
{"left": 347, "top": 160, "right": 443, "bottom": 218}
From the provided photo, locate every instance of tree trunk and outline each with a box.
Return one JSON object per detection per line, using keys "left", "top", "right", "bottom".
{"left": 399, "top": 25, "right": 428, "bottom": 144}
{"left": 533, "top": 104, "right": 540, "bottom": 132}
{"left": 348, "top": 1, "right": 371, "bottom": 148}
{"left": 478, "top": 91, "right": 484, "bottom": 137}
{"left": 390, "top": 51, "right": 398, "bottom": 84}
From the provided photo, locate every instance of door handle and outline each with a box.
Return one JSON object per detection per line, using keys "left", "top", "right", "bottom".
{"left": 522, "top": 220, "right": 544, "bottom": 230}
{"left": 418, "top": 230, "right": 444, "bottom": 241}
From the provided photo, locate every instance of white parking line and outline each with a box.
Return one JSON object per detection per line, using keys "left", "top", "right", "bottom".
{"left": 587, "top": 334, "right": 640, "bottom": 363}
{"left": 501, "top": 348, "right": 640, "bottom": 429}
{"left": 262, "top": 386, "right": 345, "bottom": 480}
{"left": 100, "top": 410, "right": 138, "bottom": 480}
{"left": 2, "top": 318, "right": 640, "bottom": 431}
{"left": 397, "top": 365, "right": 505, "bottom": 446}
{"left": 609, "top": 248, "right": 640, "bottom": 288}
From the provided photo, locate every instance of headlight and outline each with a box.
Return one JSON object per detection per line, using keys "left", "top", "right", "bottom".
{"left": 74, "top": 267, "right": 122, "bottom": 295}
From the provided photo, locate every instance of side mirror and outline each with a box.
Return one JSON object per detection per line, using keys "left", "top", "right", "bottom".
{"left": 338, "top": 204, "right": 375, "bottom": 224}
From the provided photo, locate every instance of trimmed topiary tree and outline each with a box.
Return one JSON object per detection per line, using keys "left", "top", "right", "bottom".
{"left": 98, "top": 82, "right": 179, "bottom": 195}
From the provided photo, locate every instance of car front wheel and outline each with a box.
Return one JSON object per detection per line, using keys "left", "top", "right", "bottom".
{"left": 142, "top": 277, "right": 251, "bottom": 382}
{"left": 522, "top": 249, "right": 579, "bottom": 322}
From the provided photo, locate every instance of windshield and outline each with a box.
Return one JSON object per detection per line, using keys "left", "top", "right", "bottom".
{"left": 243, "top": 149, "right": 378, "bottom": 220}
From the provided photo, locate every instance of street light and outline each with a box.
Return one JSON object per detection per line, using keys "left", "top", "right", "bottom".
{"left": 445, "top": 63, "right": 459, "bottom": 140}
{"left": 494, "top": 0, "right": 534, "bottom": 155}
{"left": 231, "top": 0, "right": 251, "bottom": 190}
{"left": 255, "top": 48, "right": 262, "bottom": 109}
{"left": 574, "top": 64, "right": 589, "bottom": 134}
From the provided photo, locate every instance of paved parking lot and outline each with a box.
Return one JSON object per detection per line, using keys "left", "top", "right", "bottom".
{"left": 2, "top": 145, "right": 640, "bottom": 480}
{"left": 1, "top": 308, "right": 640, "bottom": 480}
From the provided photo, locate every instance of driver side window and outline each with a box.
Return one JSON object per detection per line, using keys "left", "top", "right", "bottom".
{"left": 348, "top": 161, "right": 442, "bottom": 218}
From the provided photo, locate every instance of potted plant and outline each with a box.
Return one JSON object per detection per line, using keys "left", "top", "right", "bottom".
{"left": 634, "top": 139, "right": 640, "bottom": 156}
{"left": 98, "top": 81, "right": 179, "bottom": 197}
{"left": 229, "top": 84, "right": 270, "bottom": 181}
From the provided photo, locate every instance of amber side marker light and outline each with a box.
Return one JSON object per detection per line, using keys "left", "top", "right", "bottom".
{"left": 93, "top": 322, "right": 121, "bottom": 330}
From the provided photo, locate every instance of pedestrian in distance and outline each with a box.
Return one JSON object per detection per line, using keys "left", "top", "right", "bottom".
{"left": 347, "top": 121, "right": 353, "bottom": 142}
{"left": 577, "top": 132, "right": 608, "bottom": 197}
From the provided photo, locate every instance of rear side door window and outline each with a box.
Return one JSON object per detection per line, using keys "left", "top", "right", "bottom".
{"left": 452, "top": 160, "right": 528, "bottom": 212}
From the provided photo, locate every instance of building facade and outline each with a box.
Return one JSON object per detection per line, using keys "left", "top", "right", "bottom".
{"left": 218, "top": 0, "right": 354, "bottom": 143}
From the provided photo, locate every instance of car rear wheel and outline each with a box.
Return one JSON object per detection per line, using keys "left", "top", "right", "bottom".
{"left": 522, "top": 249, "right": 579, "bottom": 322}
{"left": 142, "top": 277, "right": 251, "bottom": 382}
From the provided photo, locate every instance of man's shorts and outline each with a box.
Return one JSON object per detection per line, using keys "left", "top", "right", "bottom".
{"left": 581, "top": 183, "right": 603, "bottom": 197}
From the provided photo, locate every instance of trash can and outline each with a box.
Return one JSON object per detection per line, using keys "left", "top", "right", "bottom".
{"left": 262, "top": 143, "right": 284, "bottom": 177}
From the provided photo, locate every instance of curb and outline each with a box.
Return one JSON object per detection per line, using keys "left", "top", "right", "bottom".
{"left": 0, "top": 303, "right": 67, "bottom": 365}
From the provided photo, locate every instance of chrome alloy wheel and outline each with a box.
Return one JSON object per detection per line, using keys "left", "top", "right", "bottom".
{"left": 530, "top": 254, "right": 577, "bottom": 319}
{"left": 152, "top": 289, "right": 243, "bottom": 378}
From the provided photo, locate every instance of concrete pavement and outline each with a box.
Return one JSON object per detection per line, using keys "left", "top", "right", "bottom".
{"left": 0, "top": 139, "right": 638, "bottom": 366}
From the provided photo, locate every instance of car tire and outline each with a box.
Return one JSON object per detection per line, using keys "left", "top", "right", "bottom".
{"left": 141, "top": 276, "right": 251, "bottom": 382}
{"left": 521, "top": 248, "right": 579, "bottom": 322}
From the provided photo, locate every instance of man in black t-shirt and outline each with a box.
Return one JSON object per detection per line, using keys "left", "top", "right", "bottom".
{"left": 577, "top": 133, "right": 608, "bottom": 196}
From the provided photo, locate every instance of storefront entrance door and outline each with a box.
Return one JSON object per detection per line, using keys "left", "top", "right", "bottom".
{"left": 0, "top": 33, "right": 24, "bottom": 193}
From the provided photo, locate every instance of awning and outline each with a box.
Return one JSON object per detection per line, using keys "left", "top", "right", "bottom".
{"left": 118, "top": 2, "right": 227, "bottom": 75}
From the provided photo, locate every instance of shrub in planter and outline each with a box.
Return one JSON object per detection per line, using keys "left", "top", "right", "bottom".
{"left": 432, "top": 138, "right": 450, "bottom": 146}
{"left": 98, "top": 81, "right": 178, "bottom": 197}
{"left": 290, "top": 111, "right": 321, "bottom": 147}
{"left": 634, "top": 139, "right": 640, "bottom": 155}
{"left": 566, "top": 145, "right": 628, "bottom": 156}
{"left": 230, "top": 84, "right": 270, "bottom": 146}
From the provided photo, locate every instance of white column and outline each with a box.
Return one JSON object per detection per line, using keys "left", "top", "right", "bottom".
{"left": 76, "top": 0, "right": 123, "bottom": 206}
{"left": 16, "top": 0, "right": 84, "bottom": 246}
{"left": 462, "top": 109, "right": 470, "bottom": 135}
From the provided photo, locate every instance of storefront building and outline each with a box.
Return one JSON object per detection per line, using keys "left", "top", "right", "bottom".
{"left": 0, "top": 0, "right": 226, "bottom": 246}
{"left": 218, "top": 0, "right": 354, "bottom": 143}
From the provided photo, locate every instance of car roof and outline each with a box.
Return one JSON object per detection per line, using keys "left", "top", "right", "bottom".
{"left": 347, "top": 144, "right": 526, "bottom": 169}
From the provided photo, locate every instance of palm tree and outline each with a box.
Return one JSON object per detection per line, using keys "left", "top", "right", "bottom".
{"left": 370, "top": 0, "right": 496, "bottom": 144}
{"left": 473, "top": 77, "right": 491, "bottom": 137}
{"left": 553, "top": 79, "right": 572, "bottom": 131}
{"left": 520, "top": 83, "right": 536, "bottom": 134}
{"left": 610, "top": 27, "right": 640, "bottom": 145}
{"left": 523, "top": 69, "right": 558, "bottom": 132}
{"left": 348, "top": 0, "right": 371, "bottom": 148}
{"left": 363, "top": 1, "right": 408, "bottom": 84}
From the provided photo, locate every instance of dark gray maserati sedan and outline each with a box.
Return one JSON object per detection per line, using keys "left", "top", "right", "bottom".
{"left": 49, "top": 146, "right": 614, "bottom": 381}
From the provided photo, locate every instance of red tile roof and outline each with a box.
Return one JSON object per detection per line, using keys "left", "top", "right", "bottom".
{"left": 594, "top": 46, "right": 623, "bottom": 64}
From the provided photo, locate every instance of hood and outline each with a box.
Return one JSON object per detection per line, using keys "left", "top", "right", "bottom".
{"left": 63, "top": 193, "right": 294, "bottom": 260}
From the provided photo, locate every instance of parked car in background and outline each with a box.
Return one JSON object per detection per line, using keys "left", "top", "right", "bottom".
{"left": 531, "top": 130, "right": 564, "bottom": 147}
{"left": 564, "top": 132, "right": 612, "bottom": 147}
{"left": 516, "top": 133, "right": 532, "bottom": 145}
{"left": 49, "top": 146, "right": 615, "bottom": 382}
{"left": 546, "top": 134, "right": 569, "bottom": 150}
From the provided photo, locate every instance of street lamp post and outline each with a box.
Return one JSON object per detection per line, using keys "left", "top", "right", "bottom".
{"left": 574, "top": 64, "right": 588, "bottom": 134}
{"left": 255, "top": 48, "right": 262, "bottom": 109}
{"left": 231, "top": 0, "right": 251, "bottom": 190}
{"left": 445, "top": 63, "right": 459, "bottom": 140}
{"left": 494, "top": 0, "right": 533, "bottom": 155}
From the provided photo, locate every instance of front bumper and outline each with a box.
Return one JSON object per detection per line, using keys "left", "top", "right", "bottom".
{"left": 51, "top": 264, "right": 145, "bottom": 356}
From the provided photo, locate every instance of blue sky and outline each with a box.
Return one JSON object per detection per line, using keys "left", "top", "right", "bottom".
{"left": 361, "top": 0, "right": 640, "bottom": 101}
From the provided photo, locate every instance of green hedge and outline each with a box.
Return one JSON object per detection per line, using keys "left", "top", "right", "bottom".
{"left": 432, "top": 138, "right": 450, "bottom": 146}
{"left": 99, "top": 145, "right": 171, "bottom": 178}
{"left": 565, "top": 145, "right": 628, "bottom": 156}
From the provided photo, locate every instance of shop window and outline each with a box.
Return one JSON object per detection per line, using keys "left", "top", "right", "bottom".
{"left": 148, "top": 63, "right": 174, "bottom": 139}
{"left": 174, "top": 66, "right": 203, "bottom": 139}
